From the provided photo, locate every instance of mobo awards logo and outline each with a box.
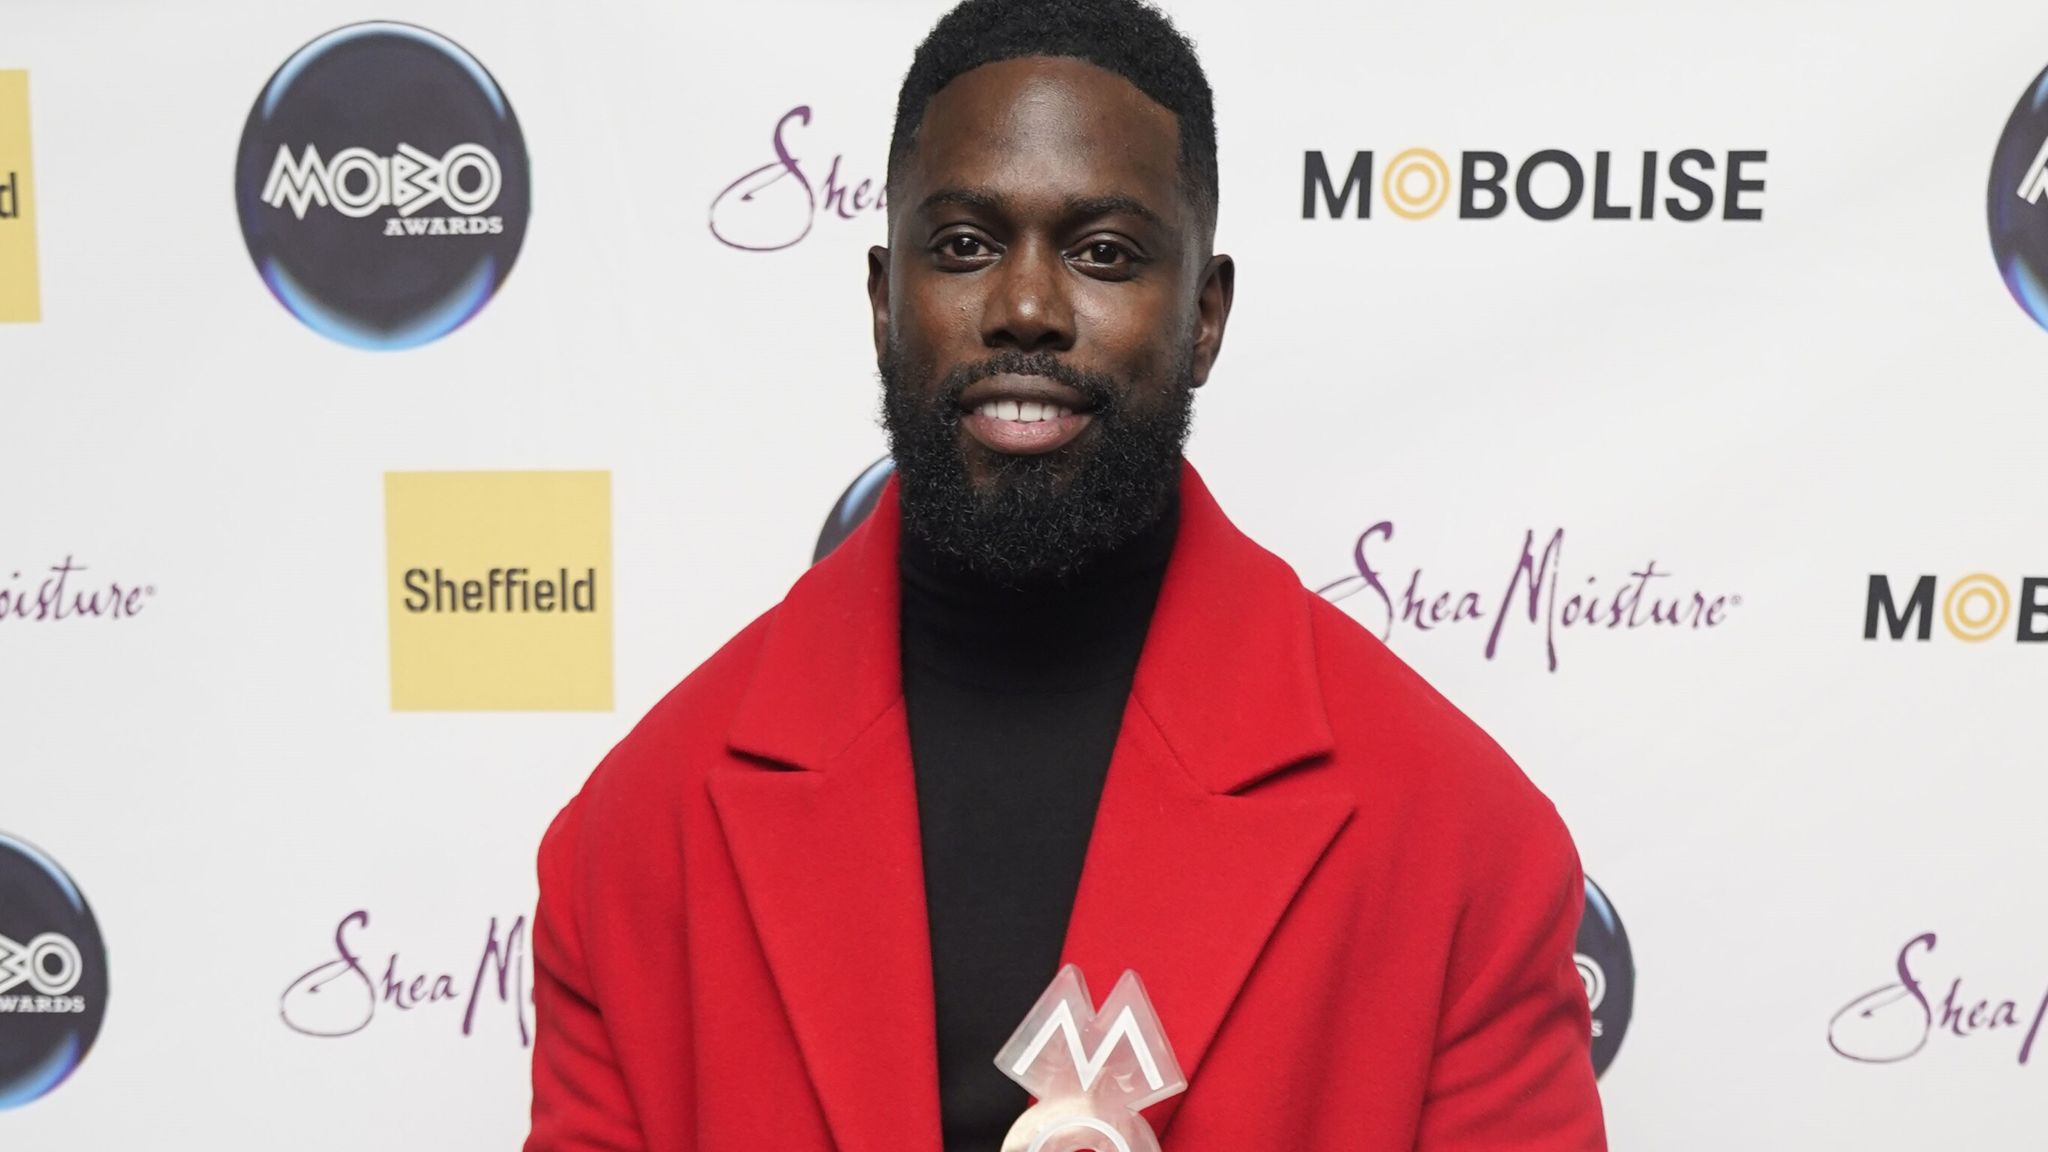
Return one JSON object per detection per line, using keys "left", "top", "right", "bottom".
{"left": 1988, "top": 61, "right": 2048, "bottom": 331}
{"left": 0, "top": 70, "right": 39, "bottom": 323}
{"left": 0, "top": 833, "right": 108, "bottom": 1109}
{"left": 385, "top": 471, "right": 613, "bottom": 711}
{"left": 1576, "top": 876, "right": 1634, "bottom": 1078}
{"left": 235, "top": 23, "right": 529, "bottom": 349}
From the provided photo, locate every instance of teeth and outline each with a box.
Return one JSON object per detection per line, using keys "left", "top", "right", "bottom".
{"left": 973, "top": 400, "right": 1077, "bottom": 422}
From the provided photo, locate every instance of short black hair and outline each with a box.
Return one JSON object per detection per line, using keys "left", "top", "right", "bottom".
{"left": 888, "top": 0, "right": 1218, "bottom": 228}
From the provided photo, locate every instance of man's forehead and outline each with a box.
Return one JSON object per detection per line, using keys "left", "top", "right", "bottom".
{"left": 904, "top": 56, "right": 1182, "bottom": 208}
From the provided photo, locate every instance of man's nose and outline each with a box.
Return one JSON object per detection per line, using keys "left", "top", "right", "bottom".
{"left": 980, "top": 238, "right": 1075, "bottom": 353}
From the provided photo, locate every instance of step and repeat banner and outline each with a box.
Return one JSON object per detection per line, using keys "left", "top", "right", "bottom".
{"left": 3, "top": 0, "right": 2045, "bottom": 1147}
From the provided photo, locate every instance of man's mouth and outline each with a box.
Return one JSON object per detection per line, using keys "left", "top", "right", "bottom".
{"left": 957, "top": 373, "right": 1097, "bottom": 456}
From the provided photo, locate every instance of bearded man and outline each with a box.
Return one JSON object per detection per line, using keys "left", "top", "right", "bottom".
{"left": 526, "top": 1, "right": 1607, "bottom": 1148}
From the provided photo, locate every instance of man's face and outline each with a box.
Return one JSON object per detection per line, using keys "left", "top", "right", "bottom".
{"left": 870, "top": 55, "right": 1233, "bottom": 584}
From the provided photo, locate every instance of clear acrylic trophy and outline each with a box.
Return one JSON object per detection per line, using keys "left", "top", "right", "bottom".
{"left": 994, "top": 964, "right": 1187, "bottom": 1152}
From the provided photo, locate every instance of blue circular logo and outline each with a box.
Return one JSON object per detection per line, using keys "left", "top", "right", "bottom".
{"left": 0, "top": 833, "right": 107, "bottom": 1109}
{"left": 1575, "top": 875, "right": 1634, "bottom": 1078}
{"left": 234, "top": 22, "right": 529, "bottom": 349}
{"left": 813, "top": 457, "right": 895, "bottom": 563}
{"left": 1988, "top": 63, "right": 2048, "bottom": 331}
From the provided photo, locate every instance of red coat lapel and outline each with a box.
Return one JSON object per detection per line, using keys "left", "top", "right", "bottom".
{"left": 1060, "top": 464, "right": 1353, "bottom": 1135}
{"left": 715, "top": 486, "right": 942, "bottom": 1152}
{"left": 713, "top": 462, "right": 1352, "bottom": 1150}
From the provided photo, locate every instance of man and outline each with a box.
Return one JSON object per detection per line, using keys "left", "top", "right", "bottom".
{"left": 526, "top": 0, "right": 1607, "bottom": 1148}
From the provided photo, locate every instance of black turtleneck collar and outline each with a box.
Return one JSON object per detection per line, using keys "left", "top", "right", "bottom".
{"left": 898, "top": 491, "right": 1180, "bottom": 694}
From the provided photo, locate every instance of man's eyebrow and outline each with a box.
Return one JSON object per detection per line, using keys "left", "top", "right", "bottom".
{"left": 914, "top": 188, "right": 1166, "bottom": 228}
{"left": 917, "top": 187, "right": 1003, "bottom": 215}
{"left": 1064, "top": 194, "right": 1165, "bottom": 228}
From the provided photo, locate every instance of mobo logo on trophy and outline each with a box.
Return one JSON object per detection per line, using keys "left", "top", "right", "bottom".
{"left": 995, "top": 965, "right": 1186, "bottom": 1152}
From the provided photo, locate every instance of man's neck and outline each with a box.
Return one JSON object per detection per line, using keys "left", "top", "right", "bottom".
{"left": 897, "top": 492, "right": 1179, "bottom": 691}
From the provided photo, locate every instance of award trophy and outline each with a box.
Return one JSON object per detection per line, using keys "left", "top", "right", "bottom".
{"left": 994, "top": 965, "right": 1186, "bottom": 1152}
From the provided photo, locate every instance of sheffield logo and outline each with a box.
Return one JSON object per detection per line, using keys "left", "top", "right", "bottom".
{"left": 401, "top": 567, "right": 598, "bottom": 615}
{"left": 235, "top": 23, "right": 529, "bottom": 349}
{"left": 261, "top": 142, "right": 506, "bottom": 234}
{"left": 1864, "top": 573, "right": 2047, "bottom": 643}
{"left": 0, "top": 71, "right": 39, "bottom": 322}
{"left": 1303, "top": 148, "right": 1766, "bottom": 221}
{"left": 1988, "top": 62, "right": 2048, "bottom": 331}
{"left": 0, "top": 834, "right": 107, "bottom": 1109}
{"left": 384, "top": 471, "right": 613, "bottom": 711}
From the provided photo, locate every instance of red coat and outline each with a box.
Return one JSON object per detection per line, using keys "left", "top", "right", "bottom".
{"left": 526, "top": 463, "right": 1606, "bottom": 1151}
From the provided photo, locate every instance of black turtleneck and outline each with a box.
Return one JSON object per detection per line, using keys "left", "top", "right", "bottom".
{"left": 900, "top": 498, "right": 1178, "bottom": 1152}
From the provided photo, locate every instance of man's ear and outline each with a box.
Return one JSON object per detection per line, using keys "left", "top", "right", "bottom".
{"left": 1189, "top": 253, "right": 1235, "bottom": 388}
{"left": 867, "top": 245, "right": 891, "bottom": 363}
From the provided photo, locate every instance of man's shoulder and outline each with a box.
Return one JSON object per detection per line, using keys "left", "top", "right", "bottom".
{"left": 576, "top": 603, "right": 780, "bottom": 806}
{"left": 1301, "top": 589, "right": 1566, "bottom": 844}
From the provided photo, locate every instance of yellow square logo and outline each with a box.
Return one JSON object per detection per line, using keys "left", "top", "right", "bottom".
{"left": 0, "top": 70, "right": 40, "bottom": 323}
{"left": 385, "top": 471, "right": 613, "bottom": 711}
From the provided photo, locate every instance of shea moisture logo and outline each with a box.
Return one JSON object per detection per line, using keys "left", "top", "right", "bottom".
{"left": 1830, "top": 934, "right": 2048, "bottom": 1067}
{"left": 1317, "top": 522, "right": 1741, "bottom": 672}
{"left": 710, "top": 105, "right": 886, "bottom": 252}
{"left": 384, "top": 471, "right": 612, "bottom": 711}
{"left": 1, "top": 558, "right": 156, "bottom": 624}
{"left": 0, "top": 834, "right": 108, "bottom": 1109}
{"left": 235, "top": 22, "right": 529, "bottom": 349}
{"left": 261, "top": 142, "right": 507, "bottom": 236}
{"left": 280, "top": 910, "right": 531, "bottom": 1046}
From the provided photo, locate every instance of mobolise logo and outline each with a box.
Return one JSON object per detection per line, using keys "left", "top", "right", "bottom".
{"left": 1303, "top": 147, "right": 1765, "bottom": 222}
{"left": 235, "top": 22, "right": 529, "bottom": 350}
{"left": 0, "top": 833, "right": 107, "bottom": 1109}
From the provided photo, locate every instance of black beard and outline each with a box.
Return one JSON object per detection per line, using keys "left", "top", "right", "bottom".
{"left": 880, "top": 344, "right": 1193, "bottom": 587}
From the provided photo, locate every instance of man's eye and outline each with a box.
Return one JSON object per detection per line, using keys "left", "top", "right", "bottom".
{"left": 1076, "top": 241, "right": 1131, "bottom": 267}
{"left": 945, "top": 235, "right": 987, "bottom": 259}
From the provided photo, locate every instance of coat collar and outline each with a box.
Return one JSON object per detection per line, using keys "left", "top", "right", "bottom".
{"left": 713, "top": 460, "right": 1350, "bottom": 1152}
{"left": 727, "top": 460, "right": 1335, "bottom": 788}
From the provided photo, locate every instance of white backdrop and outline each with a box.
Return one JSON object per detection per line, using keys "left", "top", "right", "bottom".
{"left": 4, "top": 0, "right": 2047, "bottom": 1147}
